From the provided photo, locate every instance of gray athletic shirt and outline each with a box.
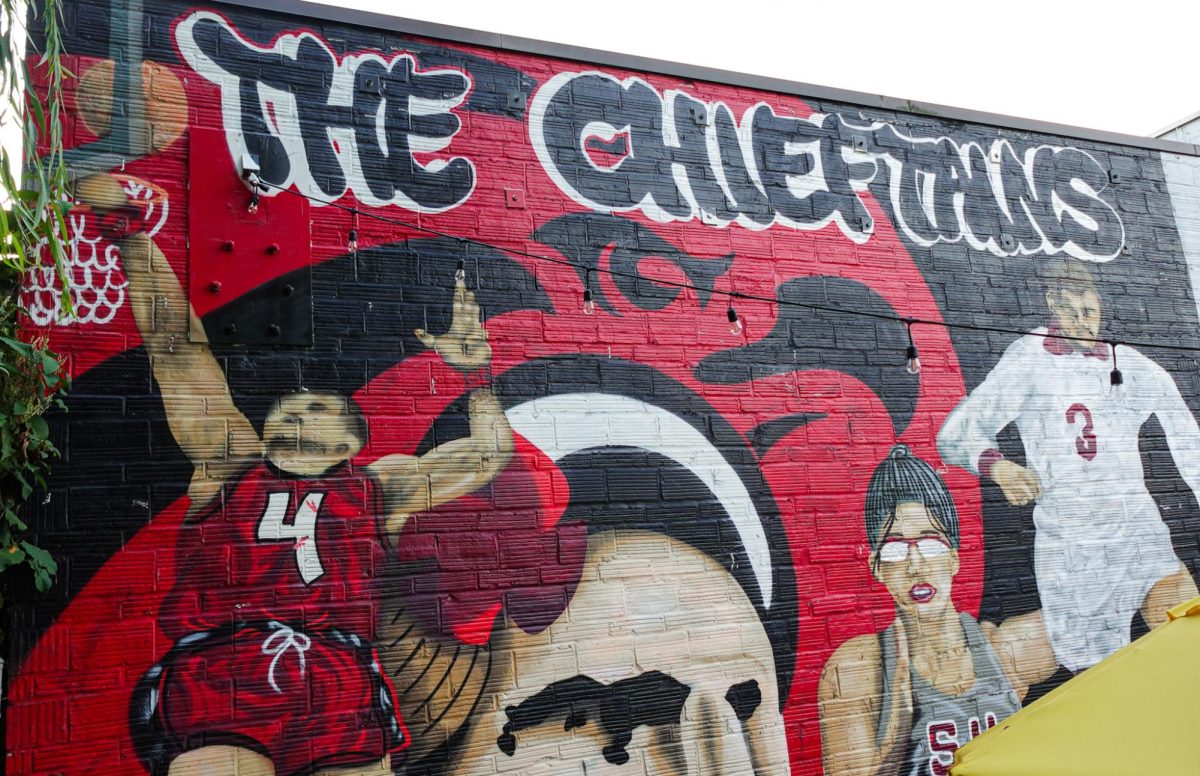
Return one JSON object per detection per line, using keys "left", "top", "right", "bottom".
{"left": 876, "top": 613, "right": 1021, "bottom": 776}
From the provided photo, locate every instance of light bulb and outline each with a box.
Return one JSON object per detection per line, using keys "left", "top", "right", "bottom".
{"left": 906, "top": 345, "right": 922, "bottom": 375}
{"left": 1109, "top": 343, "right": 1124, "bottom": 400}
{"left": 583, "top": 287, "right": 595, "bottom": 316}
{"left": 455, "top": 259, "right": 466, "bottom": 282}
{"left": 247, "top": 192, "right": 259, "bottom": 214}
{"left": 1110, "top": 368, "right": 1124, "bottom": 399}
{"left": 348, "top": 229, "right": 358, "bottom": 252}
{"left": 727, "top": 307, "right": 743, "bottom": 336}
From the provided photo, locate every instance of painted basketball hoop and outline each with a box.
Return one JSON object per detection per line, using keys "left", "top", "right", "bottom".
{"left": 20, "top": 174, "right": 169, "bottom": 327}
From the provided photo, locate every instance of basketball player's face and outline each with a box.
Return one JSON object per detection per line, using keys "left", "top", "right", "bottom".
{"left": 447, "top": 531, "right": 790, "bottom": 775}
{"left": 1047, "top": 288, "right": 1101, "bottom": 344}
{"left": 263, "top": 392, "right": 364, "bottom": 476}
{"left": 871, "top": 502, "right": 959, "bottom": 622}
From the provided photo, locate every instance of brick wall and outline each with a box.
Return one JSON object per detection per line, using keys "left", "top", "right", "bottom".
{"left": 7, "top": 1, "right": 1200, "bottom": 774}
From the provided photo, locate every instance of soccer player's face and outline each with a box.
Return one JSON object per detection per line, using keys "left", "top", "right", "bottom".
{"left": 1048, "top": 287, "right": 1101, "bottom": 344}
{"left": 871, "top": 501, "right": 959, "bottom": 622}
{"left": 263, "top": 392, "right": 364, "bottom": 476}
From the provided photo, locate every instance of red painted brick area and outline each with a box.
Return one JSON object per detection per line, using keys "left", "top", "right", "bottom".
{"left": 8, "top": 2, "right": 1200, "bottom": 774}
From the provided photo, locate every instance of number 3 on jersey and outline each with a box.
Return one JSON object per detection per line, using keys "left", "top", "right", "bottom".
{"left": 257, "top": 492, "right": 326, "bottom": 584}
{"left": 1066, "top": 403, "right": 1098, "bottom": 462}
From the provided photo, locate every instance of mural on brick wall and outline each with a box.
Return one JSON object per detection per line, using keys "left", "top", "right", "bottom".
{"left": 8, "top": 1, "right": 1200, "bottom": 774}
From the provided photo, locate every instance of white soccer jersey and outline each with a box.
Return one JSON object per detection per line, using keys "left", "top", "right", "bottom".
{"left": 937, "top": 327, "right": 1200, "bottom": 671}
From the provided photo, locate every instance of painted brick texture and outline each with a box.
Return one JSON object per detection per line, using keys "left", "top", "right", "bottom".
{"left": 7, "top": 1, "right": 1200, "bottom": 774}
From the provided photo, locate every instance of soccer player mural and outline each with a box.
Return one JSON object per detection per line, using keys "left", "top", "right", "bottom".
{"left": 937, "top": 260, "right": 1200, "bottom": 673}
{"left": 9, "top": 1, "right": 1200, "bottom": 775}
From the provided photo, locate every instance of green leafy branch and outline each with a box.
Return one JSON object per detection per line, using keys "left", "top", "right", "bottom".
{"left": 0, "top": 0, "right": 70, "bottom": 613}
{"left": 0, "top": 0, "right": 72, "bottom": 280}
{"left": 0, "top": 308, "right": 64, "bottom": 605}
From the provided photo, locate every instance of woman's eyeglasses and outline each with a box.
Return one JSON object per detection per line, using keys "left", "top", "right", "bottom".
{"left": 877, "top": 536, "right": 951, "bottom": 564}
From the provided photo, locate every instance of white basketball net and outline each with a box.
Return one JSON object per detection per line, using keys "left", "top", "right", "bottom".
{"left": 19, "top": 178, "right": 168, "bottom": 327}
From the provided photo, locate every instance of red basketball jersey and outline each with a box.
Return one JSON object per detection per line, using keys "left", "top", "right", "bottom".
{"left": 159, "top": 462, "right": 386, "bottom": 640}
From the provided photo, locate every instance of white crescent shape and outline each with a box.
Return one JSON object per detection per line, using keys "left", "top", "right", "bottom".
{"left": 505, "top": 392, "right": 773, "bottom": 608}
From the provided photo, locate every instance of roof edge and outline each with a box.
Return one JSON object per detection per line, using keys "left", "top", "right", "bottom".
{"left": 1155, "top": 109, "right": 1200, "bottom": 140}
{"left": 209, "top": 0, "right": 1200, "bottom": 157}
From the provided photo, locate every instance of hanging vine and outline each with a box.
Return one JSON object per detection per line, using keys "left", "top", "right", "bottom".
{"left": 0, "top": 0, "right": 71, "bottom": 608}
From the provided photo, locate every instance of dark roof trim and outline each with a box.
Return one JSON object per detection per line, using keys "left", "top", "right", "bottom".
{"left": 213, "top": 0, "right": 1200, "bottom": 157}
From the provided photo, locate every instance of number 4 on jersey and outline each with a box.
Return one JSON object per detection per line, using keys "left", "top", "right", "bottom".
{"left": 257, "top": 492, "right": 327, "bottom": 584}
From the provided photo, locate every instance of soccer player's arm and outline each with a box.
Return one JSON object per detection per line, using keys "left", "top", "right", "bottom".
{"left": 1149, "top": 360, "right": 1200, "bottom": 497}
{"left": 369, "top": 388, "right": 513, "bottom": 539}
{"left": 937, "top": 339, "right": 1037, "bottom": 501}
{"left": 76, "top": 176, "right": 261, "bottom": 487}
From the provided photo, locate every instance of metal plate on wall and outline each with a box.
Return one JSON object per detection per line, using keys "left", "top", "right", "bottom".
{"left": 187, "top": 128, "right": 313, "bottom": 346}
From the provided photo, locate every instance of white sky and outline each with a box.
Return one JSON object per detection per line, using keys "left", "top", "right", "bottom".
{"left": 310, "top": 0, "right": 1200, "bottom": 139}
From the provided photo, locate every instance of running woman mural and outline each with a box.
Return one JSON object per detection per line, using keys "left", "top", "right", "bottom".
{"left": 8, "top": 1, "right": 1200, "bottom": 775}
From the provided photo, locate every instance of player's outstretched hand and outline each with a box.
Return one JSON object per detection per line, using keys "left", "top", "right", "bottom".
{"left": 991, "top": 459, "right": 1042, "bottom": 506}
{"left": 414, "top": 279, "right": 492, "bottom": 371}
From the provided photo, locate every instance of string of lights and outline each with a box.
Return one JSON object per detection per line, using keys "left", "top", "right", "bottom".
{"left": 243, "top": 172, "right": 1199, "bottom": 390}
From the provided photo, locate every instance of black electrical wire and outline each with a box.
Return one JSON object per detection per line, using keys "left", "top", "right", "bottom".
{"left": 246, "top": 178, "right": 1200, "bottom": 357}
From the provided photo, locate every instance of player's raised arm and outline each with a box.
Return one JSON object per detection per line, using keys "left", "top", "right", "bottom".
{"left": 369, "top": 281, "right": 513, "bottom": 539}
{"left": 75, "top": 175, "right": 261, "bottom": 497}
{"left": 818, "top": 626, "right": 913, "bottom": 776}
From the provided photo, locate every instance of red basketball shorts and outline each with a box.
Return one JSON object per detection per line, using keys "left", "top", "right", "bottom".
{"left": 131, "top": 622, "right": 408, "bottom": 776}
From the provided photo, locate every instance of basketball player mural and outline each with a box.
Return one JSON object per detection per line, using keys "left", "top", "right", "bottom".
{"left": 21, "top": 5, "right": 1200, "bottom": 775}
{"left": 818, "top": 446, "right": 1057, "bottom": 776}
{"left": 420, "top": 425, "right": 797, "bottom": 775}
{"left": 458, "top": 530, "right": 791, "bottom": 775}
{"left": 937, "top": 259, "right": 1200, "bottom": 673}
{"left": 74, "top": 174, "right": 515, "bottom": 776}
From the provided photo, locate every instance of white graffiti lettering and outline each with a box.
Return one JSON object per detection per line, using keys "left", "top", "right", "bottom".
{"left": 530, "top": 71, "right": 1125, "bottom": 261}
{"left": 174, "top": 11, "right": 475, "bottom": 213}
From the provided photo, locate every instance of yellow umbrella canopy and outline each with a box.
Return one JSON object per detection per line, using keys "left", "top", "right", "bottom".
{"left": 952, "top": 596, "right": 1200, "bottom": 776}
